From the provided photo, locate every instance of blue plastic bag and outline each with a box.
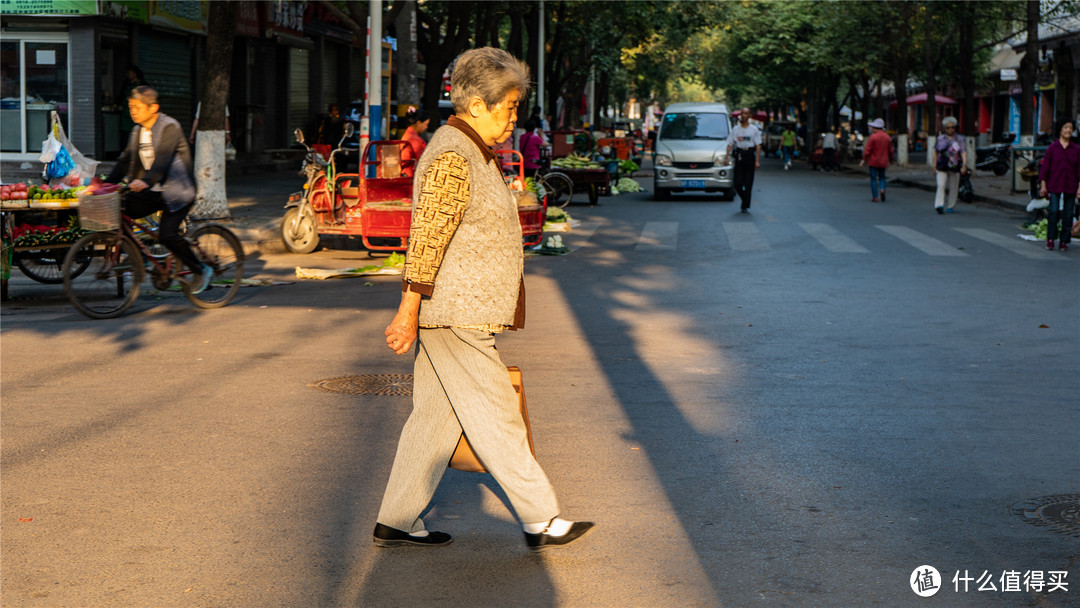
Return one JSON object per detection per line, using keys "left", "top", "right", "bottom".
{"left": 45, "top": 145, "right": 76, "bottom": 180}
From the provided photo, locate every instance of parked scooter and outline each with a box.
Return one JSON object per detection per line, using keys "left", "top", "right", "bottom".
{"left": 975, "top": 132, "right": 1015, "bottom": 176}
{"left": 281, "top": 123, "right": 355, "bottom": 253}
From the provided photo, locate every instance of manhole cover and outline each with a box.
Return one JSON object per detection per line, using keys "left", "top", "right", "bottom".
{"left": 308, "top": 374, "right": 413, "bottom": 396}
{"left": 1010, "top": 494, "right": 1080, "bottom": 538}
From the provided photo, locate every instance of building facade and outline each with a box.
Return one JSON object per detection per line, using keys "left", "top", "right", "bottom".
{"left": 1, "top": 0, "right": 381, "bottom": 165}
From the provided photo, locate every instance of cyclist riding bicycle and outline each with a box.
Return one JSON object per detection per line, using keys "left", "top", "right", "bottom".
{"left": 102, "top": 85, "right": 211, "bottom": 293}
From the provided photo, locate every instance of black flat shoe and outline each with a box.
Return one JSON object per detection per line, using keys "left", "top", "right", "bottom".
{"left": 373, "top": 523, "right": 452, "bottom": 547}
{"left": 525, "top": 521, "right": 596, "bottom": 551}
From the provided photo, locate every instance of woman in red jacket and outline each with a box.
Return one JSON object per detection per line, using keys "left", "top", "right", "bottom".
{"left": 1038, "top": 117, "right": 1080, "bottom": 251}
{"left": 859, "top": 118, "right": 894, "bottom": 202}
{"left": 400, "top": 107, "right": 430, "bottom": 177}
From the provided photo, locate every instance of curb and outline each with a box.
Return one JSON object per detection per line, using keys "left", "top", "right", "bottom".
{"left": 889, "top": 177, "right": 1027, "bottom": 213}
{"left": 231, "top": 219, "right": 285, "bottom": 256}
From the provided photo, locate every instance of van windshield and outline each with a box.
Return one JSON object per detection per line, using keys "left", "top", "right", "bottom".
{"left": 660, "top": 113, "right": 730, "bottom": 140}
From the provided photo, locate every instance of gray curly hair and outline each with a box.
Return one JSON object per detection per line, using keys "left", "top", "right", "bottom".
{"left": 450, "top": 47, "right": 530, "bottom": 114}
{"left": 942, "top": 116, "right": 958, "bottom": 128}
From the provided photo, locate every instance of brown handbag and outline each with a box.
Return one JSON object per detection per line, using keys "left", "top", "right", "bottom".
{"left": 448, "top": 366, "right": 535, "bottom": 473}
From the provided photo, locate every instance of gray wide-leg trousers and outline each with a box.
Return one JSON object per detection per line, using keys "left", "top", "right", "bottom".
{"left": 376, "top": 327, "right": 560, "bottom": 533}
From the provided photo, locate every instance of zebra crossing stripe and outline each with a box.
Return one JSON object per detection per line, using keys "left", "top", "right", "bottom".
{"left": 722, "top": 222, "right": 771, "bottom": 251}
{"left": 799, "top": 223, "right": 870, "bottom": 253}
{"left": 636, "top": 221, "right": 679, "bottom": 250}
{"left": 953, "top": 228, "right": 1068, "bottom": 260}
{"left": 875, "top": 225, "right": 968, "bottom": 256}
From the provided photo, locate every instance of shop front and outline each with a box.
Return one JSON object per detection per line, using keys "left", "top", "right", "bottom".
{"left": 1, "top": 31, "right": 71, "bottom": 160}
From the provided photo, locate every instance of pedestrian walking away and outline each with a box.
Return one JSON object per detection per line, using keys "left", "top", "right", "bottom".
{"left": 822, "top": 128, "right": 838, "bottom": 172}
{"left": 375, "top": 47, "right": 594, "bottom": 552}
{"left": 933, "top": 116, "right": 968, "bottom": 214}
{"left": 519, "top": 116, "right": 548, "bottom": 171}
{"left": 727, "top": 108, "right": 762, "bottom": 213}
{"left": 104, "top": 85, "right": 210, "bottom": 293}
{"left": 781, "top": 123, "right": 796, "bottom": 170}
{"left": 399, "top": 106, "right": 430, "bottom": 178}
{"left": 1037, "top": 117, "right": 1080, "bottom": 251}
{"left": 859, "top": 118, "right": 894, "bottom": 202}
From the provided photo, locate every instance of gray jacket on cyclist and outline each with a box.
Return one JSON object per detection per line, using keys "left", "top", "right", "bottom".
{"left": 107, "top": 113, "right": 196, "bottom": 211}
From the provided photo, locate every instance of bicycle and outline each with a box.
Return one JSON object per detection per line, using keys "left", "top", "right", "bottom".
{"left": 531, "top": 150, "right": 574, "bottom": 208}
{"left": 61, "top": 189, "right": 245, "bottom": 319}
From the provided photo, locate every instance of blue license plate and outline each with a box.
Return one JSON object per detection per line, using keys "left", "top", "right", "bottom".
{"left": 681, "top": 180, "right": 706, "bottom": 189}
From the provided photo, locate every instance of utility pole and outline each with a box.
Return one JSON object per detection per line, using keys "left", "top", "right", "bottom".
{"left": 538, "top": 0, "right": 545, "bottom": 117}
{"left": 369, "top": 0, "right": 382, "bottom": 142}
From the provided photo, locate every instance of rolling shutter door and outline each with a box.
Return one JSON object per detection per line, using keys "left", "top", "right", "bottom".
{"left": 138, "top": 33, "right": 193, "bottom": 129}
{"left": 322, "top": 44, "right": 339, "bottom": 107}
{"left": 288, "top": 47, "right": 310, "bottom": 131}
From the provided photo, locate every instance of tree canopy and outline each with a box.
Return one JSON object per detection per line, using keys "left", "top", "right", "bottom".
{"left": 338, "top": 0, "right": 1074, "bottom": 134}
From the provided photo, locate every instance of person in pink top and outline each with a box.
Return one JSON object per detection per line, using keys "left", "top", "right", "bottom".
{"left": 1038, "top": 117, "right": 1080, "bottom": 251}
{"left": 400, "top": 107, "right": 430, "bottom": 178}
{"left": 859, "top": 118, "right": 894, "bottom": 202}
{"left": 518, "top": 117, "right": 547, "bottom": 171}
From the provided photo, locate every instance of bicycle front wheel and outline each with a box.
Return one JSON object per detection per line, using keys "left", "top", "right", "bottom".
{"left": 182, "top": 224, "right": 245, "bottom": 308}
{"left": 541, "top": 171, "right": 574, "bottom": 208}
{"left": 63, "top": 232, "right": 145, "bottom": 319}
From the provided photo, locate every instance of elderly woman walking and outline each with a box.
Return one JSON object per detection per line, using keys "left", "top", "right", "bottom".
{"left": 932, "top": 116, "right": 968, "bottom": 214}
{"left": 1038, "top": 117, "right": 1080, "bottom": 251}
{"left": 373, "top": 47, "right": 594, "bottom": 551}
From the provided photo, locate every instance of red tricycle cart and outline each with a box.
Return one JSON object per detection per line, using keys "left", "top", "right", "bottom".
{"left": 282, "top": 127, "right": 549, "bottom": 254}
{"left": 497, "top": 150, "right": 547, "bottom": 247}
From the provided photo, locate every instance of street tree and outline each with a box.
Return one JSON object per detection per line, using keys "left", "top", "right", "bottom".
{"left": 191, "top": 1, "right": 238, "bottom": 219}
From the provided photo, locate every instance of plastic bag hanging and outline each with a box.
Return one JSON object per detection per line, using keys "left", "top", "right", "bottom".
{"left": 39, "top": 132, "right": 61, "bottom": 163}
{"left": 44, "top": 144, "right": 76, "bottom": 180}
{"left": 45, "top": 111, "right": 99, "bottom": 185}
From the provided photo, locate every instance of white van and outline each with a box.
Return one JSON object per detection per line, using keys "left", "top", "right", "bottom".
{"left": 653, "top": 102, "right": 734, "bottom": 200}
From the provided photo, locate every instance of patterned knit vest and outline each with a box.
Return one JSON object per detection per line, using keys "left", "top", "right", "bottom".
{"left": 413, "top": 125, "right": 523, "bottom": 327}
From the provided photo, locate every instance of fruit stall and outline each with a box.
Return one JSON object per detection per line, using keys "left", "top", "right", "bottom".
{"left": 1, "top": 181, "right": 88, "bottom": 298}
{"left": 2, "top": 112, "right": 97, "bottom": 298}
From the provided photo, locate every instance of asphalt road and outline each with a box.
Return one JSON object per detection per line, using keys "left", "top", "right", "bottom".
{"left": 2, "top": 160, "right": 1078, "bottom": 607}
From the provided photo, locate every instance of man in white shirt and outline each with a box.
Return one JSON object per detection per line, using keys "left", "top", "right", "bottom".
{"left": 726, "top": 108, "right": 762, "bottom": 213}
{"left": 822, "top": 128, "right": 838, "bottom": 172}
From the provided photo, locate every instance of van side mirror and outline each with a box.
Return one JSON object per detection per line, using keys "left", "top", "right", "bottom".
{"left": 294, "top": 129, "right": 305, "bottom": 144}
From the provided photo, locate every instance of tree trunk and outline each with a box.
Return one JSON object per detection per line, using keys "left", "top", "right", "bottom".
{"left": 924, "top": 8, "right": 937, "bottom": 141}
{"left": 192, "top": 1, "right": 238, "bottom": 220}
{"left": 416, "top": 3, "right": 473, "bottom": 127}
{"left": 858, "top": 73, "right": 871, "bottom": 133}
{"left": 394, "top": 0, "right": 419, "bottom": 110}
{"left": 1019, "top": 0, "right": 1039, "bottom": 143}
{"left": 524, "top": 2, "right": 539, "bottom": 109}
{"left": 959, "top": 3, "right": 977, "bottom": 139}
{"left": 895, "top": 71, "right": 909, "bottom": 166}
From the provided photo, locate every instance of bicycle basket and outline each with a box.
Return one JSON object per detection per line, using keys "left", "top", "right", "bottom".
{"left": 78, "top": 191, "right": 121, "bottom": 231}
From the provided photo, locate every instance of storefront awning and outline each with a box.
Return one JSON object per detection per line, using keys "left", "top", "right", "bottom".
{"left": 889, "top": 93, "right": 959, "bottom": 108}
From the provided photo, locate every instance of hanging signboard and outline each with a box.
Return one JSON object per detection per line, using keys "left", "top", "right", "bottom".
{"left": 148, "top": 0, "right": 208, "bottom": 35}
{"left": 99, "top": 0, "right": 149, "bottom": 21}
{"left": 266, "top": 0, "right": 307, "bottom": 37}
{"left": 0, "top": 0, "right": 97, "bottom": 15}
{"left": 1000, "top": 68, "right": 1018, "bottom": 81}
{"left": 234, "top": 0, "right": 262, "bottom": 38}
